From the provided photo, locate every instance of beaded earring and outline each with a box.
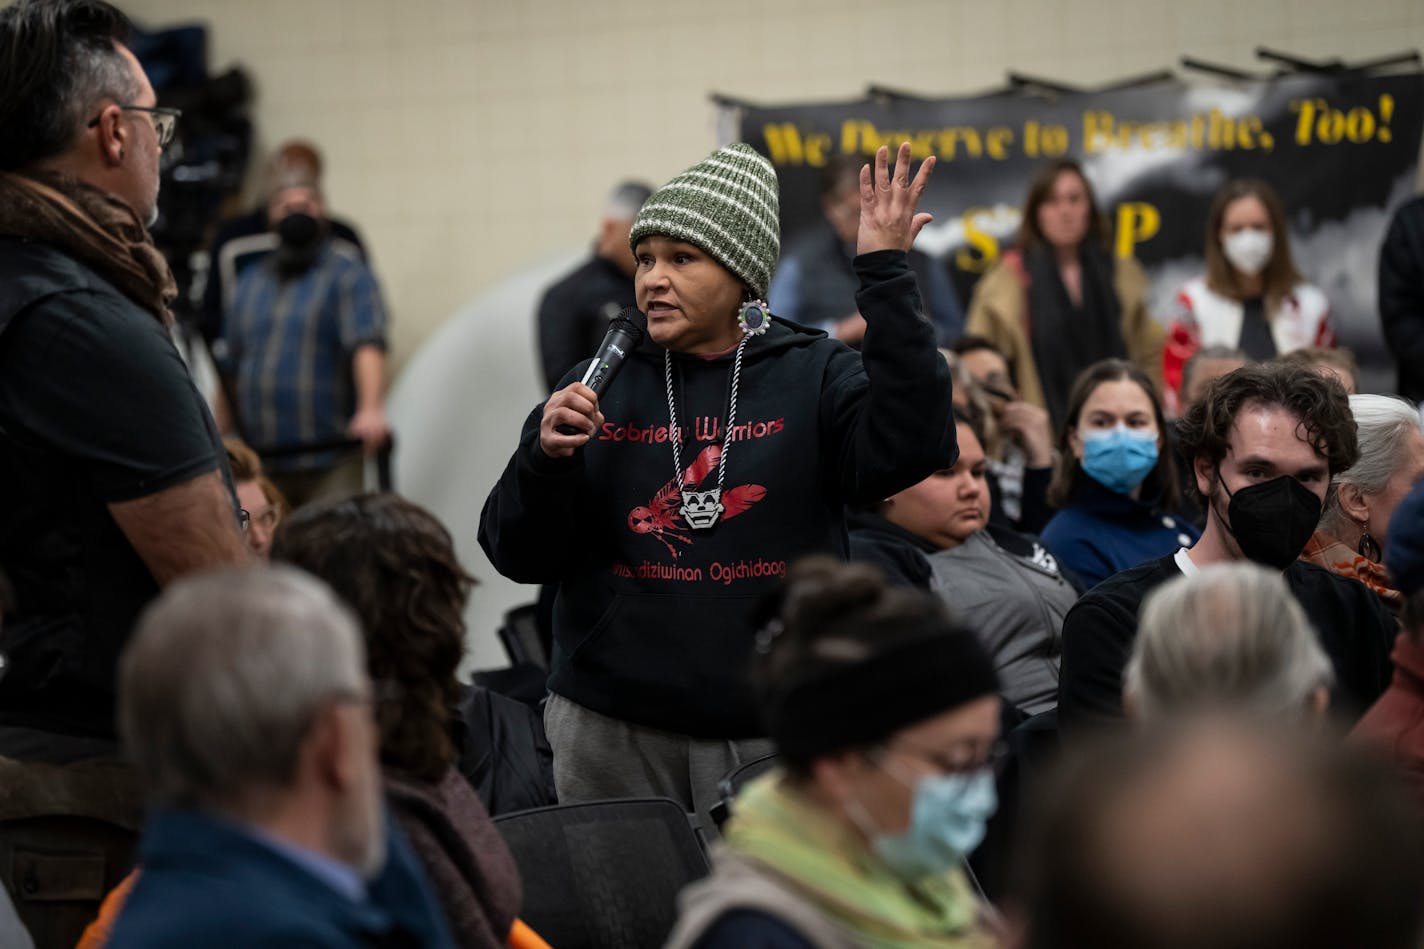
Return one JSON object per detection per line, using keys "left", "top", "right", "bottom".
{"left": 737, "top": 299, "right": 770, "bottom": 337}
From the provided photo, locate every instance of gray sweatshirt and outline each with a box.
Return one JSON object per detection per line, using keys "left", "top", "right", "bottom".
{"left": 927, "top": 531, "right": 1076, "bottom": 716}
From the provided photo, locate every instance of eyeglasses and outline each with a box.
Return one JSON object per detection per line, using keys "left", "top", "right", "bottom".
{"left": 238, "top": 505, "right": 281, "bottom": 535}
{"left": 245, "top": 505, "right": 281, "bottom": 532}
{"left": 86, "top": 105, "right": 182, "bottom": 149}
{"left": 883, "top": 738, "right": 1009, "bottom": 778}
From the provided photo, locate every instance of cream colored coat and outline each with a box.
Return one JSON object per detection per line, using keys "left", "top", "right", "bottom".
{"left": 965, "top": 251, "right": 1165, "bottom": 411}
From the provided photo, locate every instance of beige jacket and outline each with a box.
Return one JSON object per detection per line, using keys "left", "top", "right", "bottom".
{"left": 965, "top": 251, "right": 1164, "bottom": 411}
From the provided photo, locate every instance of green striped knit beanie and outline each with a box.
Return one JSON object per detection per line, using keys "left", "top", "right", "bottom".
{"left": 629, "top": 143, "right": 781, "bottom": 298}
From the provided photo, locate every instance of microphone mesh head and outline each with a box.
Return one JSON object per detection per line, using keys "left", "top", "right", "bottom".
{"left": 612, "top": 306, "right": 647, "bottom": 345}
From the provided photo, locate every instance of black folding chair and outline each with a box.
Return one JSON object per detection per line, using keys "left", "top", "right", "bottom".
{"left": 708, "top": 752, "right": 780, "bottom": 830}
{"left": 969, "top": 707, "right": 1060, "bottom": 901}
{"left": 496, "top": 603, "right": 549, "bottom": 671}
{"left": 494, "top": 797, "right": 709, "bottom": 949}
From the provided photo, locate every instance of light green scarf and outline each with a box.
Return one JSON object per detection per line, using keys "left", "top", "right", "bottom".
{"left": 724, "top": 771, "right": 996, "bottom": 949}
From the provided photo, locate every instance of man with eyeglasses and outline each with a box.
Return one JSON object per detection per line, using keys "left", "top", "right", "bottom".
{"left": 0, "top": 0, "right": 250, "bottom": 762}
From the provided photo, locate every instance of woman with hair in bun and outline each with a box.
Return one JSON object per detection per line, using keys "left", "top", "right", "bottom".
{"left": 1163, "top": 179, "right": 1333, "bottom": 416}
{"left": 666, "top": 558, "right": 1002, "bottom": 949}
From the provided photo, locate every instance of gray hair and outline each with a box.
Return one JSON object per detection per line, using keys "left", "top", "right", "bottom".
{"left": 604, "top": 180, "right": 653, "bottom": 220}
{"left": 0, "top": 0, "right": 141, "bottom": 170}
{"left": 1321, "top": 394, "right": 1424, "bottom": 533}
{"left": 67, "top": 38, "right": 138, "bottom": 142}
{"left": 1125, "top": 563, "right": 1333, "bottom": 722}
{"left": 120, "top": 566, "right": 368, "bottom": 813}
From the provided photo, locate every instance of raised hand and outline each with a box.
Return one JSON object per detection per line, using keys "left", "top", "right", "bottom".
{"left": 998, "top": 399, "right": 1054, "bottom": 468}
{"left": 856, "top": 142, "right": 936, "bottom": 256}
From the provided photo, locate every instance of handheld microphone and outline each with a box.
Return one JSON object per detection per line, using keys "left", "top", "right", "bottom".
{"left": 556, "top": 307, "right": 645, "bottom": 435}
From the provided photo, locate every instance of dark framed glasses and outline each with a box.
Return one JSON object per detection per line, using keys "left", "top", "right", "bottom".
{"left": 883, "top": 738, "right": 1011, "bottom": 778}
{"left": 86, "top": 105, "right": 182, "bottom": 148}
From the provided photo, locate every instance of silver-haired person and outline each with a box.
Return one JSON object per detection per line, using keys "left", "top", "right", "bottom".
{"left": 1124, "top": 562, "right": 1334, "bottom": 724}
{"left": 1303, "top": 393, "right": 1424, "bottom": 612}
{"left": 107, "top": 567, "right": 453, "bottom": 948}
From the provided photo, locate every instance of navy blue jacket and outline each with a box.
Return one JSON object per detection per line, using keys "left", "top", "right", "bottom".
{"left": 1040, "top": 475, "right": 1199, "bottom": 591}
{"left": 107, "top": 809, "right": 455, "bottom": 949}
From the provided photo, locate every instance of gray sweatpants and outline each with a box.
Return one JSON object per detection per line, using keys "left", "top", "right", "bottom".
{"left": 544, "top": 693, "right": 774, "bottom": 832}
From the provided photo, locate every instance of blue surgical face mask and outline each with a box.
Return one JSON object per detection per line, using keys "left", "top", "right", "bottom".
{"left": 849, "top": 764, "right": 998, "bottom": 880}
{"left": 1081, "top": 424, "right": 1158, "bottom": 495}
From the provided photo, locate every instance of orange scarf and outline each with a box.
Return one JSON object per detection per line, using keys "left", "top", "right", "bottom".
{"left": 1301, "top": 530, "right": 1402, "bottom": 612}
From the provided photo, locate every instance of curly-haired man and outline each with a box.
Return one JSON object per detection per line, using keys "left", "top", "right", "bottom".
{"left": 1058, "top": 361, "right": 1396, "bottom": 730}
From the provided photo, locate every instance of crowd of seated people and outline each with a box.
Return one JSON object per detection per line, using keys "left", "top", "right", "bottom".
{"left": 7, "top": 1, "right": 1424, "bottom": 947}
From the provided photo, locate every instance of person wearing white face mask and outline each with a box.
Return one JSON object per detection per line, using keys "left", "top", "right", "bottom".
{"left": 1163, "top": 179, "right": 1333, "bottom": 416}
{"left": 666, "top": 559, "right": 1003, "bottom": 949}
{"left": 1040, "top": 359, "right": 1199, "bottom": 591}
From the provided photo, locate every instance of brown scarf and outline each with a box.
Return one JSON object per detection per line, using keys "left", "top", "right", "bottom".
{"left": 0, "top": 170, "right": 175, "bottom": 325}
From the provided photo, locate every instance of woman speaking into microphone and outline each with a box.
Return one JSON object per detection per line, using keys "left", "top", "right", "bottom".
{"left": 479, "top": 142, "right": 956, "bottom": 825}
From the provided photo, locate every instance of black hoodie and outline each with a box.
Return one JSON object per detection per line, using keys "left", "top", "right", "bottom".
{"left": 479, "top": 251, "right": 955, "bottom": 737}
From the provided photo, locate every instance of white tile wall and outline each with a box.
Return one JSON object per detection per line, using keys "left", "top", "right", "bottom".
{"left": 125, "top": 0, "right": 1412, "bottom": 368}
{"left": 120, "top": 0, "right": 1423, "bottom": 369}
